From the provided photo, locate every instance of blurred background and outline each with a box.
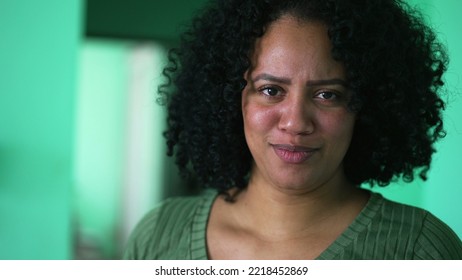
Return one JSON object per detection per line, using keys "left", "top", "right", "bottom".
{"left": 0, "top": 0, "right": 461, "bottom": 259}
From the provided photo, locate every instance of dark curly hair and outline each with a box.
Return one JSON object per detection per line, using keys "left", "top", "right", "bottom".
{"left": 160, "top": 0, "right": 448, "bottom": 192}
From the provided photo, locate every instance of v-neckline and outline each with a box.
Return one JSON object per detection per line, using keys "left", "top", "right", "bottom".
{"left": 192, "top": 190, "right": 382, "bottom": 260}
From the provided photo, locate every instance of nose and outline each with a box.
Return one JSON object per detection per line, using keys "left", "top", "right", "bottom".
{"left": 278, "top": 94, "right": 315, "bottom": 135}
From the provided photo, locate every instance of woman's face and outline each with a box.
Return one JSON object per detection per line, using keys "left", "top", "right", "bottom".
{"left": 242, "top": 16, "right": 356, "bottom": 193}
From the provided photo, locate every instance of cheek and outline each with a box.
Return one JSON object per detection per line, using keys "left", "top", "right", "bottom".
{"left": 319, "top": 110, "right": 356, "bottom": 140}
{"left": 242, "top": 102, "right": 279, "bottom": 137}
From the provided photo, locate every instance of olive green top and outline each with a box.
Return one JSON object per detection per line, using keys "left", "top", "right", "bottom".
{"left": 124, "top": 190, "right": 462, "bottom": 260}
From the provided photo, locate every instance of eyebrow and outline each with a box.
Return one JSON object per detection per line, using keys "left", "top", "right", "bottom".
{"left": 251, "top": 73, "right": 348, "bottom": 87}
{"left": 252, "top": 73, "right": 292, "bottom": 85}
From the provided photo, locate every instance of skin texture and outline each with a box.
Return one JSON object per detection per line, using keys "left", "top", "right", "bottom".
{"left": 207, "top": 16, "right": 369, "bottom": 260}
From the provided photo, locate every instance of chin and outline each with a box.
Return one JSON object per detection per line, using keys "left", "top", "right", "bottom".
{"left": 271, "top": 177, "right": 320, "bottom": 194}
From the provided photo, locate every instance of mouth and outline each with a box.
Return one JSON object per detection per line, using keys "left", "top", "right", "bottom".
{"left": 271, "top": 144, "right": 319, "bottom": 164}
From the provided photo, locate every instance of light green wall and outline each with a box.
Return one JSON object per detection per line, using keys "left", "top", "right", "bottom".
{"left": 0, "top": 0, "right": 82, "bottom": 259}
{"left": 75, "top": 40, "right": 131, "bottom": 258}
{"left": 74, "top": 41, "right": 172, "bottom": 258}
{"left": 418, "top": 0, "right": 462, "bottom": 238}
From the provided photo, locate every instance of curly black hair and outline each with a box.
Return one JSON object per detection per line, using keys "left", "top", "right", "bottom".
{"left": 160, "top": 0, "right": 448, "bottom": 192}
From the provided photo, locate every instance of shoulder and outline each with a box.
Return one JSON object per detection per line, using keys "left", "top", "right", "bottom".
{"left": 413, "top": 211, "right": 462, "bottom": 259}
{"left": 123, "top": 190, "right": 217, "bottom": 259}
{"left": 372, "top": 193, "right": 462, "bottom": 259}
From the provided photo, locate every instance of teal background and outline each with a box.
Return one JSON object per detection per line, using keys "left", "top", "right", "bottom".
{"left": 0, "top": 0, "right": 82, "bottom": 259}
{"left": 0, "top": 0, "right": 461, "bottom": 259}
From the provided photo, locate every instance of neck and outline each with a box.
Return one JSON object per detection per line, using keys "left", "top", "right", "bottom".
{"left": 230, "top": 173, "right": 367, "bottom": 240}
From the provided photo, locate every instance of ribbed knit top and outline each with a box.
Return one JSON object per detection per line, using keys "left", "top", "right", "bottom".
{"left": 124, "top": 190, "right": 462, "bottom": 260}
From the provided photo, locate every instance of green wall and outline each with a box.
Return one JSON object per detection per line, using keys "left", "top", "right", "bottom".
{"left": 418, "top": 0, "right": 462, "bottom": 238}
{"left": 0, "top": 0, "right": 82, "bottom": 259}
{"left": 75, "top": 40, "right": 132, "bottom": 258}
{"left": 85, "top": 0, "right": 208, "bottom": 41}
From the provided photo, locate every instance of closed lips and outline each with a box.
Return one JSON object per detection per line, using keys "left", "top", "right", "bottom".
{"left": 271, "top": 144, "right": 319, "bottom": 163}
{"left": 271, "top": 144, "right": 319, "bottom": 152}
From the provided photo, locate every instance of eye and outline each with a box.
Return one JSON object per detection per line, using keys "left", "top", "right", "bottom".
{"left": 313, "top": 90, "right": 349, "bottom": 107}
{"left": 260, "top": 86, "right": 283, "bottom": 97}
{"left": 316, "top": 91, "right": 338, "bottom": 100}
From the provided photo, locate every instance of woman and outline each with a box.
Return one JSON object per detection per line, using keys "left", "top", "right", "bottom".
{"left": 125, "top": 0, "right": 462, "bottom": 259}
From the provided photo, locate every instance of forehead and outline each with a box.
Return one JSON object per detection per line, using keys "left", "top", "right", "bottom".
{"left": 255, "top": 16, "right": 330, "bottom": 56}
{"left": 249, "top": 16, "right": 344, "bottom": 80}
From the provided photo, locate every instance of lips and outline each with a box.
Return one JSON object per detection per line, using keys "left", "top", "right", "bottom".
{"left": 271, "top": 144, "right": 319, "bottom": 164}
